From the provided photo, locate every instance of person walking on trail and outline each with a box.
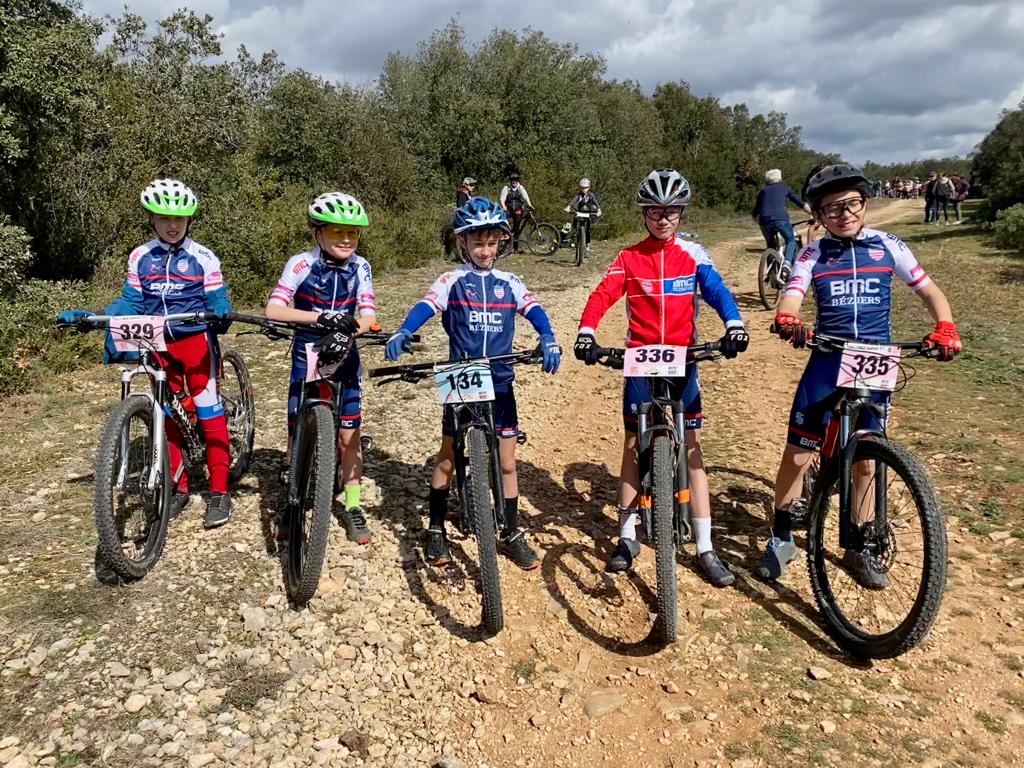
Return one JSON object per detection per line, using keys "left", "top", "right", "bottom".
{"left": 934, "top": 172, "right": 955, "bottom": 225}
{"left": 456, "top": 177, "right": 477, "bottom": 207}
{"left": 923, "top": 171, "right": 938, "bottom": 223}
{"left": 565, "top": 177, "right": 603, "bottom": 251}
{"left": 499, "top": 173, "right": 532, "bottom": 253}
{"left": 752, "top": 169, "right": 813, "bottom": 279}
{"left": 952, "top": 174, "right": 970, "bottom": 224}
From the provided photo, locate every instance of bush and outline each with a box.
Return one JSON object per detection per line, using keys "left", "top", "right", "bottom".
{"left": 994, "top": 204, "right": 1024, "bottom": 253}
{"left": 0, "top": 222, "right": 33, "bottom": 298}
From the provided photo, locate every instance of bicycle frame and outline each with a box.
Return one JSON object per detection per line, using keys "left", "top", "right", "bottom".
{"left": 636, "top": 378, "right": 692, "bottom": 544}
{"left": 286, "top": 378, "right": 345, "bottom": 506}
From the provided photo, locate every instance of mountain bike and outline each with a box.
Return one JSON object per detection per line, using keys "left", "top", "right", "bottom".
{"left": 589, "top": 340, "right": 723, "bottom": 644}
{"left": 499, "top": 208, "right": 559, "bottom": 257}
{"left": 231, "top": 313, "right": 416, "bottom": 606}
{"left": 56, "top": 312, "right": 255, "bottom": 582}
{"left": 784, "top": 331, "right": 946, "bottom": 658}
{"left": 369, "top": 346, "right": 545, "bottom": 635}
{"left": 757, "top": 219, "right": 812, "bottom": 310}
{"left": 568, "top": 211, "right": 593, "bottom": 266}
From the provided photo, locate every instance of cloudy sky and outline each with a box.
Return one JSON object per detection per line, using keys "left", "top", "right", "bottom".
{"left": 83, "top": 0, "right": 1024, "bottom": 164}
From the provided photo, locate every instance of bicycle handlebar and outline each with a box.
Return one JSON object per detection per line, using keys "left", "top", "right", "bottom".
{"left": 808, "top": 333, "right": 934, "bottom": 357}
{"left": 368, "top": 346, "right": 545, "bottom": 384}
{"left": 589, "top": 341, "right": 723, "bottom": 370}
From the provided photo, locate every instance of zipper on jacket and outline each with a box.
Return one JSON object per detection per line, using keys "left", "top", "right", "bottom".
{"left": 660, "top": 243, "right": 666, "bottom": 343}
{"left": 480, "top": 272, "right": 488, "bottom": 357}
{"left": 850, "top": 239, "right": 858, "bottom": 338}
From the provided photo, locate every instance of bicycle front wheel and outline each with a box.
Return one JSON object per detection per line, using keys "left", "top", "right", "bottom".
{"left": 806, "top": 436, "right": 947, "bottom": 658}
{"left": 529, "top": 223, "right": 560, "bottom": 257}
{"left": 465, "top": 427, "right": 503, "bottom": 635}
{"left": 652, "top": 434, "right": 678, "bottom": 644}
{"left": 575, "top": 229, "right": 586, "bottom": 266}
{"left": 283, "top": 404, "right": 336, "bottom": 606}
{"left": 221, "top": 348, "right": 256, "bottom": 484}
{"left": 758, "top": 249, "right": 781, "bottom": 310}
{"left": 94, "top": 395, "right": 171, "bottom": 581}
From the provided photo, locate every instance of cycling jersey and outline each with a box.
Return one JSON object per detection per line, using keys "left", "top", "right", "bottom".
{"left": 579, "top": 234, "right": 743, "bottom": 346}
{"left": 784, "top": 227, "right": 930, "bottom": 342}
{"left": 399, "top": 264, "right": 554, "bottom": 387}
{"left": 106, "top": 237, "right": 229, "bottom": 340}
{"left": 569, "top": 192, "right": 601, "bottom": 213}
{"left": 500, "top": 184, "right": 532, "bottom": 212}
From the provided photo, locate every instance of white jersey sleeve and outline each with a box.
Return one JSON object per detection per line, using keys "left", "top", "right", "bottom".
{"left": 268, "top": 252, "right": 313, "bottom": 307}
{"left": 125, "top": 245, "right": 147, "bottom": 292}
{"left": 520, "top": 186, "right": 532, "bottom": 208}
{"left": 422, "top": 270, "right": 459, "bottom": 313}
{"left": 783, "top": 242, "right": 820, "bottom": 300}
{"left": 503, "top": 271, "right": 539, "bottom": 314}
{"left": 354, "top": 256, "right": 377, "bottom": 317}
{"left": 194, "top": 244, "right": 224, "bottom": 293}
{"left": 884, "top": 233, "right": 932, "bottom": 292}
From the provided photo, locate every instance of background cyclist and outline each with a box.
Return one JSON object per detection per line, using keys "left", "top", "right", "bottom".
{"left": 752, "top": 169, "right": 813, "bottom": 278}
{"left": 564, "top": 177, "right": 603, "bottom": 251}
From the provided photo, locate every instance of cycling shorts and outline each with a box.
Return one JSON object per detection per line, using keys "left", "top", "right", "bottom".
{"left": 442, "top": 386, "right": 518, "bottom": 439}
{"left": 623, "top": 373, "right": 702, "bottom": 434}
{"left": 288, "top": 344, "right": 361, "bottom": 431}
{"left": 787, "top": 351, "right": 889, "bottom": 450}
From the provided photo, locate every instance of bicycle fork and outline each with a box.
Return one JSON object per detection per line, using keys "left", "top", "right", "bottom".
{"left": 118, "top": 367, "right": 168, "bottom": 493}
{"left": 836, "top": 397, "right": 889, "bottom": 552}
{"left": 636, "top": 405, "right": 692, "bottom": 545}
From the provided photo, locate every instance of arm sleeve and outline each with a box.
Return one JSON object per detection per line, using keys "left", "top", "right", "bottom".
{"left": 508, "top": 274, "right": 540, "bottom": 316}
{"left": 356, "top": 259, "right": 377, "bottom": 317}
{"left": 886, "top": 234, "right": 931, "bottom": 292}
{"left": 787, "top": 187, "right": 806, "bottom": 209}
{"left": 398, "top": 301, "right": 436, "bottom": 335}
{"left": 524, "top": 305, "right": 555, "bottom": 341}
{"left": 578, "top": 251, "right": 627, "bottom": 333}
{"left": 694, "top": 246, "right": 743, "bottom": 328}
{"left": 751, "top": 189, "right": 763, "bottom": 218}
{"left": 268, "top": 255, "right": 310, "bottom": 307}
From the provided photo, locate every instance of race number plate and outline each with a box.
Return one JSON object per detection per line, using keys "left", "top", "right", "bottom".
{"left": 111, "top": 315, "right": 167, "bottom": 352}
{"left": 623, "top": 345, "right": 687, "bottom": 377}
{"left": 304, "top": 343, "right": 343, "bottom": 383}
{"left": 836, "top": 343, "right": 901, "bottom": 391}
{"left": 433, "top": 362, "right": 495, "bottom": 404}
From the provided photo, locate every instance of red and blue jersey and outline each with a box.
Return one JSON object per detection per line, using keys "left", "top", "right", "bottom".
{"left": 784, "top": 227, "right": 930, "bottom": 342}
{"left": 578, "top": 234, "right": 742, "bottom": 345}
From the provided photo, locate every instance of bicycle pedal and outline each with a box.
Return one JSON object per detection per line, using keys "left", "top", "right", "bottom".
{"left": 516, "top": 431, "right": 527, "bottom": 446}
{"left": 360, "top": 435, "right": 374, "bottom": 451}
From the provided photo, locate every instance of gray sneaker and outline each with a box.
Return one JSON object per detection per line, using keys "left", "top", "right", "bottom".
{"left": 606, "top": 538, "right": 641, "bottom": 573}
{"left": 756, "top": 535, "right": 798, "bottom": 581}
{"left": 696, "top": 550, "right": 735, "bottom": 587}
{"left": 204, "top": 494, "right": 232, "bottom": 529}
{"left": 842, "top": 548, "right": 889, "bottom": 590}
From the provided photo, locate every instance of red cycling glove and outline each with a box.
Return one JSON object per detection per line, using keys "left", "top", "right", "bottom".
{"left": 924, "top": 320, "right": 961, "bottom": 361}
{"left": 772, "top": 313, "right": 810, "bottom": 348}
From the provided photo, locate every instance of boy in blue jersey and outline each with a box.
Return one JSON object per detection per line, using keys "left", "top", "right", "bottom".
{"left": 760, "top": 164, "right": 961, "bottom": 586}
{"left": 266, "top": 193, "right": 377, "bottom": 545}
{"left": 58, "top": 179, "right": 234, "bottom": 529}
{"left": 386, "top": 197, "right": 561, "bottom": 568}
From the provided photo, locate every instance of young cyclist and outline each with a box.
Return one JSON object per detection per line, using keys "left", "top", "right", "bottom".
{"left": 57, "top": 179, "right": 234, "bottom": 528}
{"left": 265, "top": 192, "right": 377, "bottom": 545}
{"left": 573, "top": 169, "right": 750, "bottom": 588}
{"left": 564, "top": 178, "right": 603, "bottom": 250}
{"left": 759, "top": 164, "right": 961, "bottom": 586}
{"left": 385, "top": 197, "right": 561, "bottom": 569}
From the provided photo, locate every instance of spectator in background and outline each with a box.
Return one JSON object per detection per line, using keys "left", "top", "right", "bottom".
{"left": 923, "top": 171, "right": 938, "bottom": 223}
{"left": 752, "top": 168, "right": 813, "bottom": 275}
{"left": 952, "top": 175, "right": 970, "bottom": 223}
{"left": 934, "top": 172, "right": 955, "bottom": 225}
{"left": 500, "top": 173, "right": 533, "bottom": 253}
{"left": 456, "top": 177, "right": 477, "bottom": 207}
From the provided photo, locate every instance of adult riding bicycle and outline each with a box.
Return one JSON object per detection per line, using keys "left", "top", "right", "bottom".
{"left": 230, "top": 313, "right": 416, "bottom": 606}
{"left": 757, "top": 219, "right": 813, "bottom": 310}
{"left": 498, "top": 207, "right": 559, "bottom": 258}
{"left": 369, "top": 345, "right": 546, "bottom": 635}
{"left": 55, "top": 311, "right": 255, "bottom": 583}
{"left": 774, "top": 327, "right": 947, "bottom": 658}
{"left": 588, "top": 339, "right": 724, "bottom": 644}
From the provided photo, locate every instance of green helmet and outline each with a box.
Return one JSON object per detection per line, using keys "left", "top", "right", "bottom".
{"left": 308, "top": 192, "right": 369, "bottom": 227}
{"left": 140, "top": 179, "right": 198, "bottom": 216}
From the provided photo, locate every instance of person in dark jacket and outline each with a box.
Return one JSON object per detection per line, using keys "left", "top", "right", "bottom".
{"left": 752, "top": 169, "right": 812, "bottom": 275}
{"left": 934, "top": 172, "right": 955, "bottom": 225}
{"left": 923, "top": 171, "right": 938, "bottom": 223}
{"left": 456, "top": 177, "right": 477, "bottom": 207}
{"left": 952, "top": 175, "right": 970, "bottom": 223}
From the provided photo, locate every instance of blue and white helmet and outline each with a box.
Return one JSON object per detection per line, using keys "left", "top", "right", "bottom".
{"left": 453, "top": 196, "right": 511, "bottom": 235}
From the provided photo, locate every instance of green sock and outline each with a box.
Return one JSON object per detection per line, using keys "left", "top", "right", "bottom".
{"left": 344, "top": 483, "right": 361, "bottom": 510}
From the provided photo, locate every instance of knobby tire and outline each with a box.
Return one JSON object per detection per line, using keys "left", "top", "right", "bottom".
{"left": 652, "top": 435, "right": 678, "bottom": 644}
{"left": 221, "top": 348, "right": 256, "bottom": 484}
{"left": 529, "top": 223, "right": 560, "bottom": 257}
{"left": 758, "top": 248, "right": 781, "bottom": 310}
{"left": 466, "top": 427, "right": 503, "bottom": 635}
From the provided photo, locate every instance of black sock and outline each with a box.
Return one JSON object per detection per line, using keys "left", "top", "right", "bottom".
{"left": 428, "top": 486, "right": 450, "bottom": 530}
{"left": 502, "top": 496, "right": 519, "bottom": 535}
{"left": 772, "top": 507, "right": 792, "bottom": 540}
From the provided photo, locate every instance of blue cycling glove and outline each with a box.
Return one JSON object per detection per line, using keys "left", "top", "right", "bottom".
{"left": 540, "top": 334, "right": 561, "bottom": 374}
{"left": 385, "top": 329, "right": 413, "bottom": 362}
{"left": 56, "top": 309, "right": 94, "bottom": 325}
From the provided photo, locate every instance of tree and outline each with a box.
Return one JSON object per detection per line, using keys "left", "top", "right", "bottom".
{"left": 972, "top": 100, "right": 1024, "bottom": 212}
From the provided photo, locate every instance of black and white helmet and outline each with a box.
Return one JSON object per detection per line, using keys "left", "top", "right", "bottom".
{"left": 804, "top": 164, "right": 871, "bottom": 211}
{"left": 637, "top": 168, "right": 691, "bottom": 207}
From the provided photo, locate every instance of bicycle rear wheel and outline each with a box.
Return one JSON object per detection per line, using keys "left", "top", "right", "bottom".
{"left": 221, "top": 348, "right": 256, "bottom": 484}
{"left": 529, "top": 223, "right": 560, "bottom": 257}
{"left": 94, "top": 395, "right": 171, "bottom": 581}
{"left": 806, "top": 436, "right": 946, "bottom": 658}
{"left": 574, "top": 229, "right": 586, "bottom": 266}
{"left": 758, "top": 249, "right": 782, "bottom": 310}
{"left": 283, "top": 404, "right": 335, "bottom": 606}
{"left": 465, "top": 427, "right": 503, "bottom": 635}
{"left": 651, "top": 434, "right": 678, "bottom": 644}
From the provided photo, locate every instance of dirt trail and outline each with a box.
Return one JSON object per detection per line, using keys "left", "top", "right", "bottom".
{"left": 1, "top": 199, "right": 1022, "bottom": 768}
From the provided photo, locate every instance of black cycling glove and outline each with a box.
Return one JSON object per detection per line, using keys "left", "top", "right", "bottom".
{"left": 318, "top": 312, "right": 359, "bottom": 334}
{"left": 719, "top": 326, "right": 750, "bottom": 359}
{"left": 574, "top": 332, "right": 597, "bottom": 364}
{"left": 313, "top": 329, "right": 354, "bottom": 364}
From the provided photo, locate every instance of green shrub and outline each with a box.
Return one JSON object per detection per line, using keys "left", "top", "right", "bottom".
{"left": 994, "top": 203, "right": 1024, "bottom": 253}
{"left": 0, "top": 223, "right": 33, "bottom": 298}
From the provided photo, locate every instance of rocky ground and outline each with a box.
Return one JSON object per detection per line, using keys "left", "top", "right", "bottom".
{"left": 1, "top": 199, "right": 1022, "bottom": 768}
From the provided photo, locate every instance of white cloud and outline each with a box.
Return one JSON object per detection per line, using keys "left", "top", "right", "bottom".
{"left": 82, "top": 0, "right": 1024, "bottom": 163}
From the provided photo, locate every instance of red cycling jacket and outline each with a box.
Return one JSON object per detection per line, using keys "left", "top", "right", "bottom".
{"left": 578, "top": 235, "right": 742, "bottom": 346}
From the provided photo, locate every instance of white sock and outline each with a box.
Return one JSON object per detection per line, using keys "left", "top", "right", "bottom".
{"left": 618, "top": 507, "right": 638, "bottom": 540}
{"left": 693, "top": 517, "right": 713, "bottom": 555}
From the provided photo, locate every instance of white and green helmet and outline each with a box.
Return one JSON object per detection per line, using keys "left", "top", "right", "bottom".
{"left": 140, "top": 179, "right": 198, "bottom": 216}
{"left": 308, "top": 192, "right": 369, "bottom": 227}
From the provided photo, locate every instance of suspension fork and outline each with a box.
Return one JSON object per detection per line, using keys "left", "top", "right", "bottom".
{"left": 636, "top": 402, "right": 653, "bottom": 537}
{"left": 452, "top": 415, "right": 470, "bottom": 535}
{"left": 485, "top": 406, "right": 507, "bottom": 533}
{"left": 674, "top": 409, "right": 692, "bottom": 543}
{"left": 149, "top": 374, "right": 167, "bottom": 492}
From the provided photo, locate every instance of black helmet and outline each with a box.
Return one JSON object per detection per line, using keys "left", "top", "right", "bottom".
{"left": 637, "top": 168, "right": 691, "bottom": 207}
{"left": 804, "top": 164, "right": 871, "bottom": 211}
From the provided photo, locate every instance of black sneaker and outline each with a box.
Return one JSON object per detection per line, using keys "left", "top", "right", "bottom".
{"left": 339, "top": 505, "right": 372, "bottom": 545}
{"left": 695, "top": 550, "right": 735, "bottom": 588}
{"left": 606, "top": 538, "right": 640, "bottom": 573}
{"left": 424, "top": 528, "right": 451, "bottom": 566}
{"left": 169, "top": 491, "right": 191, "bottom": 520}
{"left": 93, "top": 547, "right": 122, "bottom": 586}
{"left": 499, "top": 529, "right": 540, "bottom": 570}
{"left": 204, "top": 493, "right": 232, "bottom": 529}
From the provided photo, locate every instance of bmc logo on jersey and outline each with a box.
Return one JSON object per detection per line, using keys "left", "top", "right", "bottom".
{"left": 829, "top": 277, "right": 881, "bottom": 296}
{"left": 663, "top": 276, "right": 695, "bottom": 295}
{"left": 493, "top": 285, "right": 505, "bottom": 300}
{"left": 469, "top": 310, "right": 502, "bottom": 325}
